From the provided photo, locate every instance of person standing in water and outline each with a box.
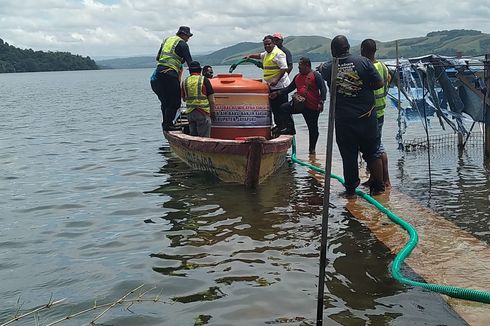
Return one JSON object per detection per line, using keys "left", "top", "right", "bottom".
{"left": 318, "top": 35, "right": 385, "bottom": 197}
{"left": 361, "top": 38, "right": 391, "bottom": 188}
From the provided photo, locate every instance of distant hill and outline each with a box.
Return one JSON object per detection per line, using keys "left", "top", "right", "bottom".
{"left": 96, "top": 36, "right": 333, "bottom": 69}
{"left": 96, "top": 29, "right": 490, "bottom": 69}
{"left": 373, "top": 30, "right": 490, "bottom": 58}
{"left": 96, "top": 56, "right": 156, "bottom": 69}
{"left": 0, "top": 38, "right": 98, "bottom": 73}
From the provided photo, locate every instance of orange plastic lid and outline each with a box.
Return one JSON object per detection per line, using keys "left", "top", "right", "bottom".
{"left": 211, "top": 74, "right": 268, "bottom": 93}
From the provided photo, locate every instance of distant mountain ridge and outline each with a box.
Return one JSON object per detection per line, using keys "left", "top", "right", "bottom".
{"left": 99, "top": 29, "right": 489, "bottom": 69}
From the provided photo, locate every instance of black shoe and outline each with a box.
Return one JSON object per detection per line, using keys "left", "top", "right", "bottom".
{"left": 279, "top": 128, "right": 296, "bottom": 135}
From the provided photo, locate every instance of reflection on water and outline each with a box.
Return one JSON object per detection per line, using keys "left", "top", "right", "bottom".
{"left": 134, "top": 145, "right": 467, "bottom": 325}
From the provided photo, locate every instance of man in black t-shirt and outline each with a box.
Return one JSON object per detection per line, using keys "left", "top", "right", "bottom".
{"left": 319, "top": 35, "right": 385, "bottom": 197}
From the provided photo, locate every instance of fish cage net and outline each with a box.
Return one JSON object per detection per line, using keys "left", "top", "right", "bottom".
{"left": 402, "top": 132, "right": 484, "bottom": 152}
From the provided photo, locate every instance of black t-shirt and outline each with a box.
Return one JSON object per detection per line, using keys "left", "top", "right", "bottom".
{"left": 202, "top": 77, "right": 214, "bottom": 96}
{"left": 319, "top": 54, "right": 381, "bottom": 120}
{"left": 278, "top": 45, "right": 293, "bottom": 70}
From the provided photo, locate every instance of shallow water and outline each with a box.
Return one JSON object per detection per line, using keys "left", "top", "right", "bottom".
{"left": 1, "top": 66, "right": 487, "bottom": 325}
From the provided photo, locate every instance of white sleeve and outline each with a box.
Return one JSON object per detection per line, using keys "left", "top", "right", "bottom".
{"left": 274, "top": 52, "right": 288, "bottom": 69}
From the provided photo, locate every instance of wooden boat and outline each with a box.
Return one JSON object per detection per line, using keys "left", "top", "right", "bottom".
{"left": 164, "top": 131, "right": 292, "bottom": 188}
{"left": 164, "top": 73, "right": 293, "bottom": 188}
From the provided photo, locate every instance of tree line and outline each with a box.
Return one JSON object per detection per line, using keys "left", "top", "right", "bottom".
{"left": 0, "top": 38, "right": 98, "bottom": 73}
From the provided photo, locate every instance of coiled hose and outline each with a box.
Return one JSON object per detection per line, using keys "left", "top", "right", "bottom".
{"left": 291, "top": 137, "right": 490, "bottom": 304}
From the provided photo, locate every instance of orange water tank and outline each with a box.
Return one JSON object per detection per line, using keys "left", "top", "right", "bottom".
{"left": 210, "top": 74, "right": 271, "bottom": 140}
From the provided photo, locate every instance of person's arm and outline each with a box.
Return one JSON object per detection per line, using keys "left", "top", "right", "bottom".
{"left": 155, "top": 44, "right": 162, "bottom": 62}
{"left": 318, "top": 62, "right": 332, "bottom": 87}
{"left": 208, "top": 94, "right": 216, "bottom": 119}
{"left": 285, "top": 49, "right": 293, "bottom": 74}
{"left": 313, "top": 71, "right": 327, "bottom": 111}
{"left": 280, "top": 75, "right": 297, "bottom": 94}
{"left": 181, "top": 80, "right": 186, "bottom": 100}
{"left": 365, "top": 59, "right": 384, "bottom": 90}
{"left": 314, "top": 71, "right": 327, "bottom": 101}
{"left": 204, "top": 78, "right": 216, "bottom": 119}
{"left": 270, "top": 75, "right": 298, "bottom": 99}
{"left": 245, "top": 53, "right": 262, "bottom": 60}
{"left": 175, "top": 41, "right": 193, "bottom": 67}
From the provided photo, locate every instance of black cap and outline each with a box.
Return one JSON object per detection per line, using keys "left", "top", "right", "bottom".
{"left": 189, "top": 61, "right": 201, "bottom": 71}
{"left": 177, "top": 26, "right": 193, "bottom": 37}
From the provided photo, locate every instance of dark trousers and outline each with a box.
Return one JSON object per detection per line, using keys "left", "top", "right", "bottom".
{"left": 335, "top": 113, "right": 380, "bottom": 191}
{"left": 279, "top": 101, "right": 321, "bottom": 152}
{"left": 270, "top": 93, "right": 289, "bottom": 127}
{"left": 151, "top": 68, "right": 181, "bottom": 130}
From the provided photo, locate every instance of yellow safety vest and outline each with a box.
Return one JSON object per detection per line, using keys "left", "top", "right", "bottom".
{"left": 374, "top": 61, "right": 390, "bottom": 118}
{"left": 183, "top": 75, "right": 210, "bottom": 114}
{"left": 158, "top": 35, "right": 183, "bottom": 72}
{"left": 263, "top": 46, "right": 284, "bottom": 81}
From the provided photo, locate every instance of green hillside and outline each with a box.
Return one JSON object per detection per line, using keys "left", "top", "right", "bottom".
{"left": 0, "top": 38, "right": 98, "bottom": 73}
{"left": 373, "top": 30, "right": 490, "bottom": 58}
{"left": 196, "top": 35, "right": 333, "bottom": 65}
{"left": 95, "top": 29, "right": 489, "bottom": 69}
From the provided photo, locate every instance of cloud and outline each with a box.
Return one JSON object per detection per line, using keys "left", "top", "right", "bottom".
{"left": 0, "top": 0, "right": 488, "bottom": 58}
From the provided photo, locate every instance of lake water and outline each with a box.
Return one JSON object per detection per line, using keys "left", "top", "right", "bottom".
{"left": 0, "top": 65, "right": 488, "bottom": 325}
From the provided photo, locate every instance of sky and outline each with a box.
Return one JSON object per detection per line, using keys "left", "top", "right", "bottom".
{"left": 0, "top": 0, "right": 488, "bottom": 59}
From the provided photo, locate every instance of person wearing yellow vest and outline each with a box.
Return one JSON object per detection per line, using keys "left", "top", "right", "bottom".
{"left": 245, "top": 35, "right": 290, "bottom": 133}
{"left": 361, "top": 38, "right": 392, "bottom": 188}
{"left": 182, "top": 61, "right": 215, "bottom": 137}
{"left": 151, "top": 26, "right": 193, "bottom": 132}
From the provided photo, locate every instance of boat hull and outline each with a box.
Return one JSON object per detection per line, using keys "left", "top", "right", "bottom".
{"left": 164, "top": 131, "right": 292, "bottom": 187}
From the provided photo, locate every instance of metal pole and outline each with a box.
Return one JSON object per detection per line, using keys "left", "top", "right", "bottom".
{"left": 421, "top": 70, "right": 432, "bottom": 189}
{"left": 396, "top": 41, "right": 403, "bottom": 150}
{"left": 316, "top": 57, "right": 338, "bottom": 326}
{"left": 484, "top": 54, "right": 490, "bottom": 165}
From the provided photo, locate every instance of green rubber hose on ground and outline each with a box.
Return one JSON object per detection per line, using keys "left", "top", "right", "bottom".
{"left": 229, "top": 58, "right": 263, "bottom": 73}
{"left": 291, "top": 137, "right": 490, "bottom": 304}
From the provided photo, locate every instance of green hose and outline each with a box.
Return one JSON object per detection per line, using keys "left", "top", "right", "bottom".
{"left": 229, "top": 58, "right": 263, "bottom": 73}
{"left": 291, "top": 137, "right": 490, "bottom": 304}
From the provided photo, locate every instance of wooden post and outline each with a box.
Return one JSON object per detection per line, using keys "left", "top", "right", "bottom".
{"left": 485, "top": 54, "right": 490, "bottom": 164}
{"left": 244, "top": 137, "right": 265, "bottom": 188}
